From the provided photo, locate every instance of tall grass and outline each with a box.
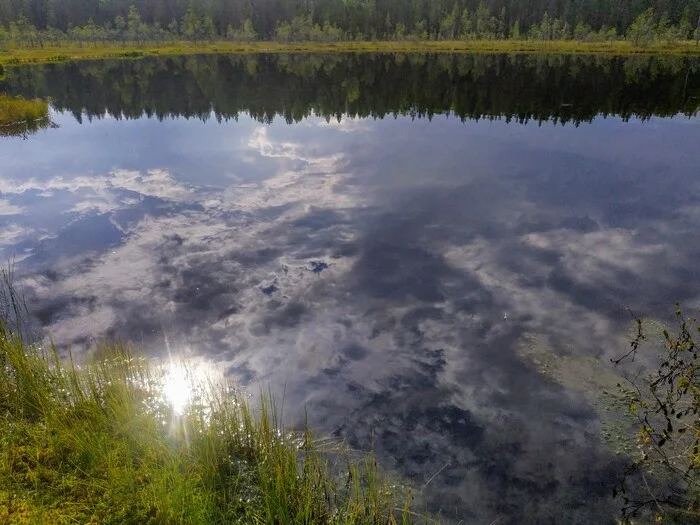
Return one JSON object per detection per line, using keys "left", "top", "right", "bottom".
{"left": 0, "top": 290, "right": 426, "bottom": 523}
{"left": 0, "top": 95, "right": 49, "bottom": 127}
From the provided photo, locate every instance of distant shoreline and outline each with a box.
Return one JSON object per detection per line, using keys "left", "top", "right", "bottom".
{"left": 2, "top": 39, "right": 700, "bottom": 66}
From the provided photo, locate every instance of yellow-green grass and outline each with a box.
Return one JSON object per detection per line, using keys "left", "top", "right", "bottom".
{"left": 0, "top": 318, "right": 425, "bottom": 524}
{"left": 0, "top": 95, "right": 48, "bottom": 127}
{"left": 1, "top": 39, "right": 699, "bottom": 66}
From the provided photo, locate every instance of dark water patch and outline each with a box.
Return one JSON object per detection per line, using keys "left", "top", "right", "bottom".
{"left": 34, "top": 295, "right": 98, "bottom": 326}
{"left": 309, "top": 261, "right": 329, "bottom": 274}
{"left": 340, "top": 343, "right": 370, "bottom": 361}
{"left": 3, "top": 54, "right": 700, "bottom": 124}
{"left": 260, "top": 283, "right": 279, "bottom": 296}
{"left": 251, "top": 301, "right": 310, "bottom": 336}
{"left": 292, "top": 208, "right": 347, "bottom": 230}
{"left": 353, "top": 243, "right": 453, "bottom": 302}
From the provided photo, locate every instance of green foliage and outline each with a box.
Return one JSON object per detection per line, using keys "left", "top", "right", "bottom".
{"left": 181, "top": 8, "right": 200, "bottom": 42}
{"left": 127, "top": 4, "right": 145, "bottom": 42}
{"left": 274, "top": 16, "right": 345, "bottom": 42}
{"left": 614, "top": 309, "right": 700, "bottom": 522}
{"left": 0, "top": 0, "right": 696, "bottom": 44}
{"left": 240, "top": 19, "right": 257, "bottom": 41}
{"left": 167, "top": 18, "right": 179, "bottom": 37}
{"left": 114, "top": 15, "right": 126, "bottom": 38}
{"left": 394, "top": 22, "right": 407, "bottom": 40}
{"left": 460, "top": 9, "right": 473, "bottom": 38}
{"left": 414, "top": 20, "right": 428, "bottom": 40}
{"left": 201, "top": 15, "right": 216, "bottom": 41}
{"left": 657, "top": 13, "right": 690, "bottom": 43}
{"left": 509, "top": 20, "right": 521, "bottom": 40}
{"left": 0, "top": 298, "right": 424, "bottom": 524}
{"left": 573, "top": 22, "right": 592, "bottom": 41}
{"left": 628, "top": 9, "right": 657, "bottom": 45}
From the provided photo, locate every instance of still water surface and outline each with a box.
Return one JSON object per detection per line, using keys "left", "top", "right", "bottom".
{"left": 2, "top": 54, "right": 700, "bottom": 524}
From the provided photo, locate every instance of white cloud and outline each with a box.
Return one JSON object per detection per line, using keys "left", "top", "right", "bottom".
{"left": 524, "top": 228, "right": 665, "bottom": 284}
{"left": 0, "top": 199, "right": 25, "bottom": 215}
{"left": 247, "top": 127, "right": 306, "bottom": 161}
{"left": 0, "top": 168, "right": 194, "bottom": 205}
{"left": 20, "top": 128, "right": 365, "bottom": 351}
{"left": 0, "top": 223, "right": 34, "bottom": 246}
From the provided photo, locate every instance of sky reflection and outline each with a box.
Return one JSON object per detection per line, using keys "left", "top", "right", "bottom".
{"left": 2, "top": 107, "right": 700, "bottom": 524}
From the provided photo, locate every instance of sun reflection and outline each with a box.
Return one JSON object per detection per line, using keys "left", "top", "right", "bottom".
{"left": 162, "top": 364, "right": 192, "bottom": 415}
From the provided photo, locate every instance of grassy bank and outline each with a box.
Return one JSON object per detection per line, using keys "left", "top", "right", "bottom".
{"left": 0, "top": 320, "right": 423, "bottom": 524}
{"left": 0, "top": 95, "right": 48, "bottom": 126}
{"left": 1, "top": 39, "right": 699, "bottom": 65}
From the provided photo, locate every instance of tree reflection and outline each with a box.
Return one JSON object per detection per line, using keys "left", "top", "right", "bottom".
{"left": 2, "top": 53, "right": 700, "bottom": 126}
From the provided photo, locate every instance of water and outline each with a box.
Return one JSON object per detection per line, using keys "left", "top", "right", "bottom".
{"left": 2, "top": 53, "right": 700, "bottom": 524}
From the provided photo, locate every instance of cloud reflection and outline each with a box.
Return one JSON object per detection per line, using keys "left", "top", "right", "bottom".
{"left": 3, "top": 113, "right": 700, "bottom": 523}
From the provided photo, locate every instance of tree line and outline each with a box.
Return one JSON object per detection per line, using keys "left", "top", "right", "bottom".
{"left": 1, "top": 0, "right": 700, "bottom": 45}
{"left": 3, "top": 53, "right": 699, "bottom": 125}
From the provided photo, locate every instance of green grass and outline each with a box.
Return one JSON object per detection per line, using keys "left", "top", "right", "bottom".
{"left": 0, "top": 95, "right": 49, "bottom": 127}
{"left": 0, "top": 38, "right": 699, "bottom": 66}
{"left": 0, "top": 315, "right": 427, "bottom": 523}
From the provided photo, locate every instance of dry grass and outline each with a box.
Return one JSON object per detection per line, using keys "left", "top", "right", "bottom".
{"left": 0, "top": 39, "right": 698, "bottom": 66}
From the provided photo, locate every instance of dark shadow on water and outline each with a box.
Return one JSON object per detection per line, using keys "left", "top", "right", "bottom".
{"left": 3, "top": 53, "right": 700, "bottom": 125}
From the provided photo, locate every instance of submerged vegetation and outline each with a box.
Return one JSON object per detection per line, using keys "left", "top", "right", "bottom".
{"left": 0, "top": 307, "right": 424, "bottom": 523}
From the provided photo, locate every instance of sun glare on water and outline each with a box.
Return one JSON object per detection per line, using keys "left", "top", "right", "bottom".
{"left": 162, "top": 364, "right": 193, "bottom": 415}
{"left": 160, "top": 356, "right": 222, "bottom": 416}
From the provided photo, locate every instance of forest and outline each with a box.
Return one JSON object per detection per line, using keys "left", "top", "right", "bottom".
{"left": 1, "top": 0, "right": 699, "bottom": 45}
{"left": 3, "top": 53, "right": 699, "bottom": 125}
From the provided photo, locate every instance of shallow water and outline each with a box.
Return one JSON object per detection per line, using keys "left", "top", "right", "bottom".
{"left": 2, "top": 53, "right": 700, "bottom": 524}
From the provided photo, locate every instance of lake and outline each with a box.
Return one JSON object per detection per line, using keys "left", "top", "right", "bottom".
{"left": 2, "top": 53, "right": 700, "bottom": 524}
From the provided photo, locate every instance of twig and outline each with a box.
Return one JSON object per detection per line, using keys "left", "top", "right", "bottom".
{"left": 420, "top": 462, "right": 450, "bottom": 491}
